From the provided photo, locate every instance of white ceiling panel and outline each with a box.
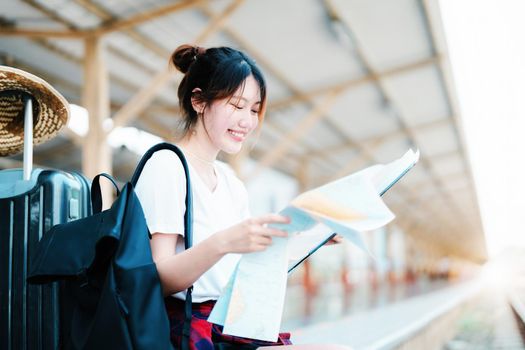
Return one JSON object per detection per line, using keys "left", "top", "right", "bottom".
{"left": 328, "top": 147, "right": 361, "bottom": 169}
{"left": 37, "top": 0, "right": 102, "bottom": 29}
{"left": 382, "top": 64, "right": 450, "bottom": 126}
{"left": 429, "top": 152, "right": 465, "bottom": 177}
{"left": 0, "top": 37, "right": 82, "bottom": 92}
{"left": 301, "top": 121, "right": 346, "bottom": 152}
{"left": 413, "top": 122, "right": 458, "bottom": 157}
{"left": 92, "top": 0, "right": 154, "bottom": 18}
{"left": 0, "top": 0, "right": 486, "bottom": 261}
{"left": 106, "top": 49, "right": 175, "bottom": 105}
{"left": 261, "top": 72, "right": 291, "bottom": 102}
{"left": 156, "top": 10, "right": 215, "bottom": 48}
{"left": 329, "top": 83, "right": 401, "bottom": 140}
{"left": 4, "top": 1, "right": 65, "bottom": 30}
{"left": 47, "top": 39, "right": 84, "bottom": 60}
{"left": 333, "top": 0, "right": 433, "bottom": 70}
{"left": 441, "top": 176, "right": 470, "bottom": 193}
{"left": 417, "top": 185, "right": 439, "bottom": 199}
{"left": 225, "top": 0, "right": 365, "bottom": 91}
{"left": 310, "top": 156, "right": 339, "bottom": 179}
{"left": 371, "top": 136, "right": 412, "bottom": 164}
{"left": 106, "top": 32, "right": 167, "bottom": 71}
{"left": 400, "top": 164, "right": 431, "bottom": 186}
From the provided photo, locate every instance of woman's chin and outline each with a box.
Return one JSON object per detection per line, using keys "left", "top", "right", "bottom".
{"left": 221, "top": 144, "right": 243, "bottom": 155}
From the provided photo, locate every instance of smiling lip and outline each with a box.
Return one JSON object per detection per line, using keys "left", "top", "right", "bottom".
{"left": 228, "top": 129, "right": 246, "bottom": 142}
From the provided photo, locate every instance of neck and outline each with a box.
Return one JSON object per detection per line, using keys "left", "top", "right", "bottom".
{"left": 178, "top": 132, "right": 219, "bottom": 165}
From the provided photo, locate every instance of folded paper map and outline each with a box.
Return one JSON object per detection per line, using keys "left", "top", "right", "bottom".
{"left": 208, "top": 149, "right": 420, "bottom": 341}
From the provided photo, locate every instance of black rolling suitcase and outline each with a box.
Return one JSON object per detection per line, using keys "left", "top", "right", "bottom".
{"left": 0, "top": 66, "right": 92, "bottom": 349}
{"left": 0, "top": 169, "right": 91, "bottom": 350}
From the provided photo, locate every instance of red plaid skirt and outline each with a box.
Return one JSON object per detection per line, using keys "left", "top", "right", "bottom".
{"left": 165, "top": 297, "right": 292, "bottom": 350}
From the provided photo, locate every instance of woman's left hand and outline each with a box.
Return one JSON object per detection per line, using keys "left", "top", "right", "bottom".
{"left": 324, "top": 234, "right": 343, "bottom": 245}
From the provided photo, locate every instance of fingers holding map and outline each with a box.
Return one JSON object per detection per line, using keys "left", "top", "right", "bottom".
{"left": 209, "top": 149, "right": 420, "bottom": 341}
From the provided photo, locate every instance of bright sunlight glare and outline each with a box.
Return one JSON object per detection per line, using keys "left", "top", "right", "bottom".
{"left": 439, "top": 0, "right": 525, "bottom": 257}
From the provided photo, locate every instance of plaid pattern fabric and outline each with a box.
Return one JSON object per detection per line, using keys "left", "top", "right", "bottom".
{"left": 165, "top": 297, "right": 292, "bottom": 350}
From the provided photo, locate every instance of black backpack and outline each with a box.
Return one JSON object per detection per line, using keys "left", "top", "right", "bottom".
{"left": 27, "top": 143, "right": 194, "bottom": 349}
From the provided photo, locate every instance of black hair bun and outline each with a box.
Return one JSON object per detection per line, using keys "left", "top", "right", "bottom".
{"left": 171, "top": 44, "right": 206, "bottom": 74}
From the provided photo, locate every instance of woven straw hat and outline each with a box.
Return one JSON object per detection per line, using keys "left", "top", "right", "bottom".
{"left": 0, "top": 65, "right": 69, "bottom": 157}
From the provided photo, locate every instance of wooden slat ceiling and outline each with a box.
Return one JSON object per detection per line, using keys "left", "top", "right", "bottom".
{"left": 0, "top": 0, "right": 487, "bottom": 262}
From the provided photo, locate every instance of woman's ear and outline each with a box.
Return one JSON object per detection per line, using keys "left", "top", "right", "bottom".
{"left": 191, "top": 88, "right": 205, "bottom": 114}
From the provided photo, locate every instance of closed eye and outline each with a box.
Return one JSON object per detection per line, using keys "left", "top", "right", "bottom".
{"left": 230, "top": 103, "right": 259, "bottom": 115}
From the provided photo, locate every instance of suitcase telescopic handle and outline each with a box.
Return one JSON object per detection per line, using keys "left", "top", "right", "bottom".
{"left": 91, "top": 173, "right": 121, "bottom": 214}
{"left": 23, "top": 95, "right": 33, "bottom": 181}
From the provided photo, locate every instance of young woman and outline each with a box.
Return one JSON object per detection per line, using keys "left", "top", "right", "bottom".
{"left": 135, "top": 45, "right": 293, "bottom": 349}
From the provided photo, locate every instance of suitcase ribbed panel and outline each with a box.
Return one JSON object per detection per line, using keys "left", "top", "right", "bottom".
{"left": 0, "top": 200, "right": 15, "bottom": 350}
{"left": 0, "top": 170, "right": 91, "bottom": 350}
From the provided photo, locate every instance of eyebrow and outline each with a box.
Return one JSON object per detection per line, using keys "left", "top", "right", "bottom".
{"left": 231, "top": 95, "right": 261, "bottom": 104}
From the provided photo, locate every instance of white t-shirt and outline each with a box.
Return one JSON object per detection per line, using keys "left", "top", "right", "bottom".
{"left": 134, "top": 149, "right": 250, "bottom": 302}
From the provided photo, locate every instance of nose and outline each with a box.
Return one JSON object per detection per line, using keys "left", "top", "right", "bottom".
{"left": 238, "top": 113, "right": 257, "bottom": 130}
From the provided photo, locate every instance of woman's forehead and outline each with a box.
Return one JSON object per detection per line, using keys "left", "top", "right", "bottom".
{"left": 232, "top": 76, "right": 261, "bottom": 102}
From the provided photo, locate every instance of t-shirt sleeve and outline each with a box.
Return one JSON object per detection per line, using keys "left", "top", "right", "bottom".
{"left": 134, "top": 150, "right": 186, "bottom": 236}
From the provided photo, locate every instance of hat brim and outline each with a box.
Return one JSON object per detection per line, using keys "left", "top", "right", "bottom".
{"left": 0, "top": 65, "right": 70, "bottom": 157}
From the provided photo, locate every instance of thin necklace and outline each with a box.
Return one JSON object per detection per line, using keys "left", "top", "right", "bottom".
{"left": 183, "top": 148, "right": 215, "bottom": 166}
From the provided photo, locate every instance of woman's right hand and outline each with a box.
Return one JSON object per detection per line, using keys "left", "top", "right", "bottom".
{"left": 215, "top": 214, "right": 291, "bottom": 254}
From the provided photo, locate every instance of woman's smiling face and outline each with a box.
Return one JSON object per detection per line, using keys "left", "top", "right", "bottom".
{"left": 200, "top": 75, "right": 261, "bottom": 154}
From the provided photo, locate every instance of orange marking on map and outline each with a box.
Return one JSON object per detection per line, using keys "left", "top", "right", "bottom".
{"left": 291, "top": 191, "right": 364, "bottom": 221}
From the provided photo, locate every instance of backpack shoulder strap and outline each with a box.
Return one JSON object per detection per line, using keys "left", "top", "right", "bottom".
{"left": 131, "top": 143, "right": 194, "bottom": 350}
{"left": 130, "top": 142, "right": 193, "bottom": 250}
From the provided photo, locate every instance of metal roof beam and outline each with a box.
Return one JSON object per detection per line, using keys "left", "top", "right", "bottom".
{"left": 246, "top": 87, "right": 346, "bottom": 180}
{"left": 267, "top": 55, "right": 439, "bottom": 112}
{"left": 308, "top": 117, "right": 452, "bottom": 159}
{"left": 307, "top": 130, "right": 465, "bottom": 250}
{"left": 324, "top": 0, "right": 479, "bottom": 258}
{"left": 200, "top": 5, "right": 346, "bottom": 171}
{"left": 94, "top": 0, "right": 204, "bottom": 35}
{"left": 16, "top": 0, "right": 172, "bottom": 103}
{"left": 73, "top": 0, "right": 170, "bottom": 58}
{"left": 0, "top": 28, "right": 86, "bottom": 39}
{"left": 4, "top": 1, "right": 204, "bottom": 39}
{"left": 110, "top": 0, "right": 245, "bottom": 130}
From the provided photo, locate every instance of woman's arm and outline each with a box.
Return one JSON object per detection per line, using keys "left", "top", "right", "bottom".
{"left": 152, "top": 213, "right": 290, "bottom": 296}
{"left": 151, "top": 233, "right": 224, "bottom": 296}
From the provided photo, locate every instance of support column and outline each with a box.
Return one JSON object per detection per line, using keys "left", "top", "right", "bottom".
{"left": 82, "top": 35, "right": 113, "bottom": 207}
{"left": 295, "top": 161, "right": 318, "bottom": 318}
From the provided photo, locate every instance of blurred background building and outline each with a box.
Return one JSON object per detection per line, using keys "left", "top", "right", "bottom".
{"left": 1, "top": 0, "right": 524, "bottom": 348}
